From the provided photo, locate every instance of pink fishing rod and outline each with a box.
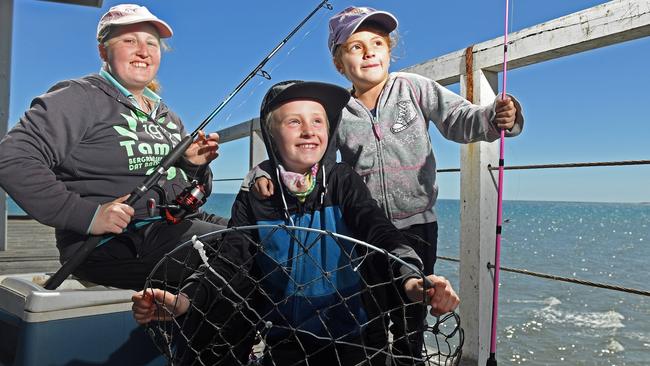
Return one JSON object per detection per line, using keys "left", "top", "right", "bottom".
{"left": 487, "top": 0, "right": 509, "bottom": 365}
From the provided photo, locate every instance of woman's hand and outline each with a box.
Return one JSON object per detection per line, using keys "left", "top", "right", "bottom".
{"left": 131, "top": 288, "right": 190, "bottom": 325}
{"left": 89, "top": 194, "right": 134, "bottom": 235}
{"left": 184, "top": 130, "right": 220, "bottom": 165}
{"left": 404, "top": 275, "right": 460, "bottom": 316}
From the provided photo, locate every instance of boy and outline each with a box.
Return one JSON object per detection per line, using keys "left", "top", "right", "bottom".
{"left": 133, "top": 80, "right": 460, "bottom": 365}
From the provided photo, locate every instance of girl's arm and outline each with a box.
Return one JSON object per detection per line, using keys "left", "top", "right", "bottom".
{"left": 414, "top": 73, "right": 524, "bottom": 143}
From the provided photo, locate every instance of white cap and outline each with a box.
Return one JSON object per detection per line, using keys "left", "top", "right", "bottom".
{"left": 97, "top": 4, "right": 173, "bottom": 42}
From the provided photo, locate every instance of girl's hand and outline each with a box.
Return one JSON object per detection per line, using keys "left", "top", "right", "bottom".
{"left": 494, "top": 96, "right": 517, "bottom": 130}
{"left": 252, "top": 176, "right": 274, "bottom": 199}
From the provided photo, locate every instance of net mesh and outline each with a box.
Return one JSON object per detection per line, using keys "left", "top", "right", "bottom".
{"left": 143, "top": 225, "right": 463, "bottom": 365}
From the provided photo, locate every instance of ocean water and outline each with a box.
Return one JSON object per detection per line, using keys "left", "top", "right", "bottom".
{"left": 6, "top": 197, "right": 649, "bottom": 364}
{"left": 433, "top": 200, "right": 650, "bottom": 366}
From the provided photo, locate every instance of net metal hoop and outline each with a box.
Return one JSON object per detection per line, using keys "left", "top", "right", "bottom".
{"left": 143, "top": 224, "right": 464, "bottom": 365}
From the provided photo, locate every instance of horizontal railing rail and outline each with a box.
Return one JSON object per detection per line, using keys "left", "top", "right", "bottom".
{"left": 438, "top": 255, "right": 650, "bottom": 297}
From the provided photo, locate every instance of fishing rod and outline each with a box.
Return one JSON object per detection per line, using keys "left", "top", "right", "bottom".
{"left": 44, "top": 0, "right": 333, "bottom": 290}
{"left": 487, "top": 0, "right": 510, "bottom": 365}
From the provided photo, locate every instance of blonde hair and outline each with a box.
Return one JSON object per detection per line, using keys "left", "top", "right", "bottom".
{"left": 332, "top": 22, "right": 398, "bottom": 76}
{"left": 264, "top": 109, "right": 277, "bottom": 139}
{"left": 147, "top": 79, "right": 161, "bottom": 93}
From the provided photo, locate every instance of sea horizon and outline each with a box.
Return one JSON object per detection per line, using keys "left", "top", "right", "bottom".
{"left": 6, "top": 195, "right": 649, "bottom": 216}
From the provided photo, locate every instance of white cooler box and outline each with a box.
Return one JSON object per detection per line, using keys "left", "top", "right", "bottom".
{"left": 0, "top": 273, "right": 165, "bottom": 366}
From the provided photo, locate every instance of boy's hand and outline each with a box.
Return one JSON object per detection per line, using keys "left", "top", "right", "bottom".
{"left": 494, "top": 96, "right": 517, "bottom": 130}
{"left": 404, "top": 275, "right": 460, "bottom": 316}
{"left": 253, "top": 176, "right": 274, "bottom": 199}
{"left": 131, "top": 288, "right": 190, "bottom": 325}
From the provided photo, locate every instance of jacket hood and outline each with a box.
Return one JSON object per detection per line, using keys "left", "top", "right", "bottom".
{"left": 82, "top": 74, "right": 171, "bottom": 116}
{"left": 259, "top": 80, "right": 350, "bottom": 177}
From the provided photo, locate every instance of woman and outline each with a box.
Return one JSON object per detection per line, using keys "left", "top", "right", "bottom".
{"left": 0, "top": 4, "right": 224, "bottom": 290}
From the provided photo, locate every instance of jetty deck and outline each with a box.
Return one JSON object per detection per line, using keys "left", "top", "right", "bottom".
{"left": 0, "top": 218, "right": 59, "bottom": 275}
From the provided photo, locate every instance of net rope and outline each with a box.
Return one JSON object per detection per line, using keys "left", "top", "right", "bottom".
{"left": 143, "top": 225, "right": 463, "bottom": 365}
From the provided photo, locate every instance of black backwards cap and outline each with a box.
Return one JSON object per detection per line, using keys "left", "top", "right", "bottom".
{"left": 260, "top": 80, "right": 350, "bottom": 136}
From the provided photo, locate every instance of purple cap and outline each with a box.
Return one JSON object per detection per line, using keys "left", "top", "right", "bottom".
{"left": 327, "top": 6, "right": 398, "bottom": 55}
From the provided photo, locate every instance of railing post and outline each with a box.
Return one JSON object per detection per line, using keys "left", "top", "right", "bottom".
{"left": 459, "top": 68, "right": 499, "bottom": 365}
{"left": 0, "top": 0, "right": 13, "bottom": 251}
{"left": 248, "top": 117, "right": 266, "bottom": 169}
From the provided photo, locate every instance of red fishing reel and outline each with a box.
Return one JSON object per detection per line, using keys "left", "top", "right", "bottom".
{"left": 147, "top": 180, "right": 206, "bottom": 224}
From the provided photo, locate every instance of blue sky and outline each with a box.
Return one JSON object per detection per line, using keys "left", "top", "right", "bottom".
{"left": 7, "top": 0, "right": 650, "bottom": 202}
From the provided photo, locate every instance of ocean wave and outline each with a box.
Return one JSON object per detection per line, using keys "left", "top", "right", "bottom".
{"left": 511, "top": 296, "right": 562, "bottom": 306}
{"left": 544, "top": 297, "right": 562, "bottom": 306}
{"left": 535, "top": 299, "right": 624, "bottom": 329}
{"left": 606, "top": 339, "right": 625, "bottom": 353}
{"left": 627, "top": 331, "right": 650, "bottom": 343}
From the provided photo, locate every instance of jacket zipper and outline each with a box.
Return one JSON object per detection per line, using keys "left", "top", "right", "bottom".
{"left": 355, "top": 89, "right": 393, "bottom": 221}
{"left": 292, "top": 205, "right": 308, "bottom": 324}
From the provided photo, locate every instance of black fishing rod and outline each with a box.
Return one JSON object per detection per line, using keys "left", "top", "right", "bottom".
{"left": 44, "top": 0, "right": 333, "bottom": 290}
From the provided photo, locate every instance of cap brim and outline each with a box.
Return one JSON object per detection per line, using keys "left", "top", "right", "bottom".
{"left": 108, "top": 18, "right": 173, "bottom": 38}
{"left": 265, "top": 82, "right": 350, "bottom": 128}
{"left": 329, "top": 10, "right": 398, "bottom": 54}
{"left": 352, "top": 11, "right": 398, "bottom": 38}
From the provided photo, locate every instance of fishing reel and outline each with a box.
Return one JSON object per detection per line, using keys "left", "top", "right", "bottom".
{"left": 147, "top": 180, "right": 206, "bottom": 224}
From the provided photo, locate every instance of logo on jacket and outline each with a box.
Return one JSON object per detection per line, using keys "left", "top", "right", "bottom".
{"left": 390, "top": 100, "right": 417, "bottom": 133}
{"left": 113, "top": 110, "right": 185, "bottom": 180}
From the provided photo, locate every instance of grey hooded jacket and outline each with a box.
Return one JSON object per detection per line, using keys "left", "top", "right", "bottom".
{"left": 337, "top": 72, "right": 524, "bottom": 229}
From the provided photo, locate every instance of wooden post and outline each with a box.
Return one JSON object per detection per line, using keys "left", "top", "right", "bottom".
{"left": 458, "top": 69, "right": 500, "bottom": 365}
{"left": 0, "top": 0, "right": 13, "bottom": 251}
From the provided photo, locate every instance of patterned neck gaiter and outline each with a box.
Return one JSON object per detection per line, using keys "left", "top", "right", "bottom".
{"left": 278, "top": 163, "right": 318, "bottom": 203}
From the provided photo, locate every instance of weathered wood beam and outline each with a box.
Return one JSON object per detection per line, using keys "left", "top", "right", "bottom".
{"left": 218, "top": 118, "right": 257, "bottom": 143}
{"left": 403, "top": 0, "right": 650, "bottom": 85}
{"left": 217, "top": 118, "right": 266, "bottom": 169}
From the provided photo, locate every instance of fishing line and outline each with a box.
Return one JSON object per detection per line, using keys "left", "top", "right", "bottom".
{"left": 504, "top": 0, "right": 522, "bottom": 205}
{"left": 222, "top": 6, "right": 331, "bottom": 126}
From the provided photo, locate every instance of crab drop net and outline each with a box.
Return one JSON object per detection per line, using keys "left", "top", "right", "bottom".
{"left": 143, "top": 225, "right": 463, "bottom": 365}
